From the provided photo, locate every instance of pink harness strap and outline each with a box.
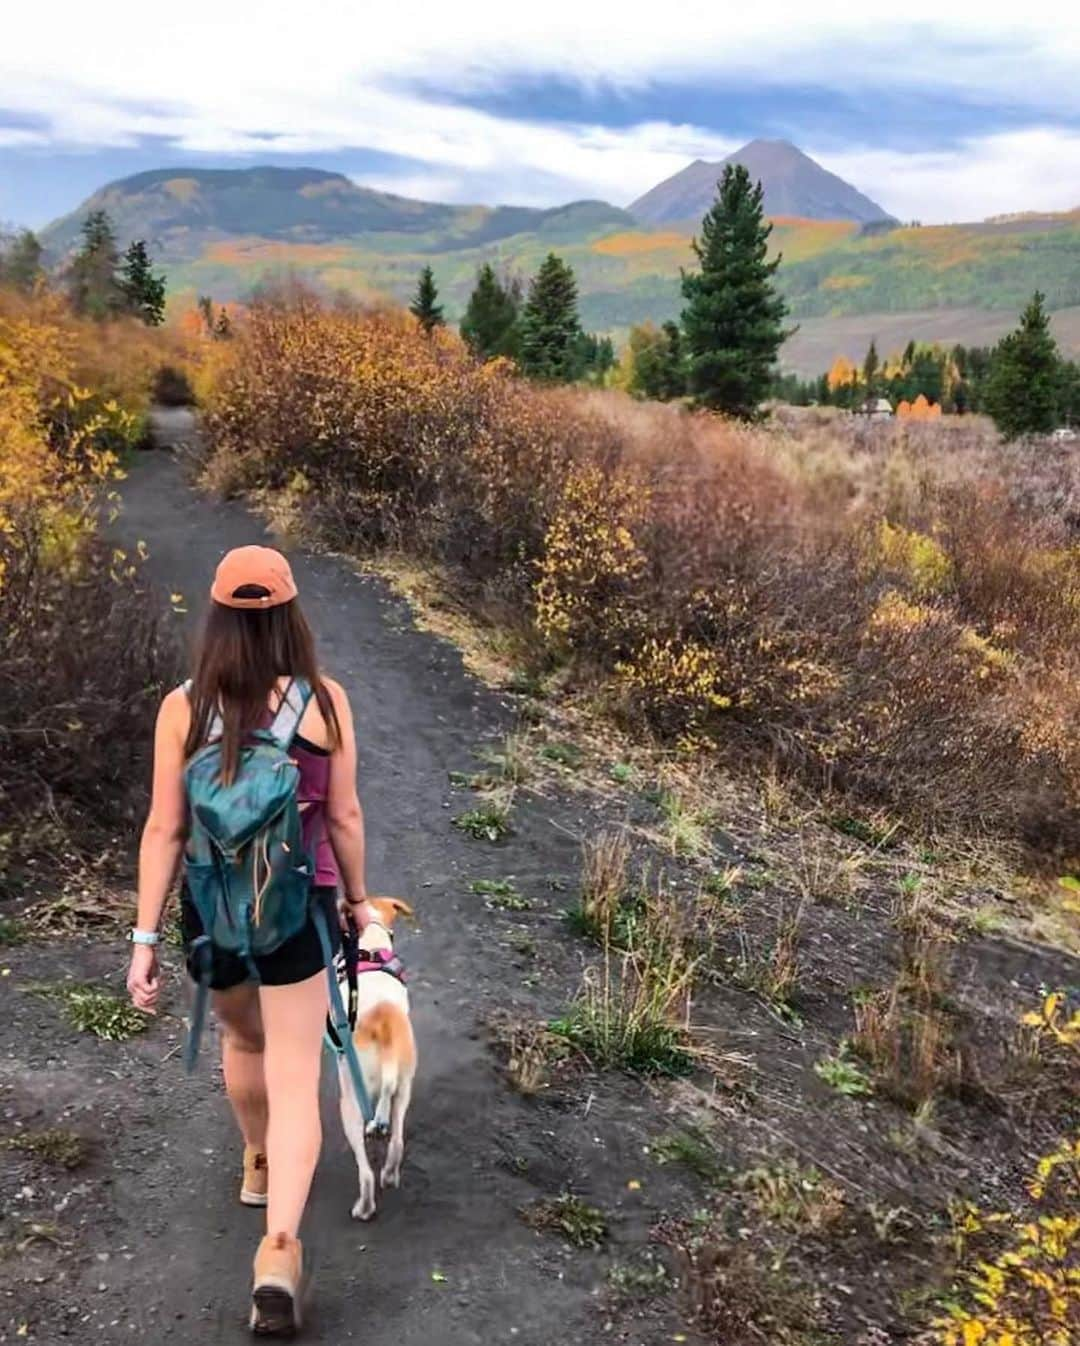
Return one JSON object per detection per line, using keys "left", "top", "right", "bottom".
{"left": 355, "top": 947, "right": 406, "bottom": 982}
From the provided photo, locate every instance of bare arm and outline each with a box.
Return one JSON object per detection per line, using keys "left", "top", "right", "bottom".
{"left": 323, "top": 679, "right": 372, "bottom": 917}
{"left": 135, "top": 688, "right": 189, "bottom": 931}
{"left": 128, "top": 688, "right": 189, "bottom": 1012}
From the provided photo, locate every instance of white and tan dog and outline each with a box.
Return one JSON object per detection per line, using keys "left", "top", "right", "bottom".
{"left": 336, "top": 897, "right": 416, "bottom": 1221}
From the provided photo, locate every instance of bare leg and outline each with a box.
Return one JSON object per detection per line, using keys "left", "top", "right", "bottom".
{"left": 213, "top": 983, "right": 266, "bottom": 1149}
{"left": 259, "top": 970, "right": 328, "bottom": 1237}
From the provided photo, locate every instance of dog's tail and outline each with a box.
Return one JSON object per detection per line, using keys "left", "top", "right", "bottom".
{"left": 354, "top": 1004, "right": 416, "bottom": 1131}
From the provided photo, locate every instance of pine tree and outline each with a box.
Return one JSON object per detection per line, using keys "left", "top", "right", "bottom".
{"left": 658, "top": 322, "right": 686, "bottom": 400}
{"left": 0, "top": 228, "right": 43, "bottom": 292}
{"left": 120, "top": 239, "right": 166, "bottom": 325}
{"left": 985, "top": 292, "right": 1061, "bottom": 439}
{"left": 679, "top": 164, "right": 789, "bottom": 418}
{"left": 863, "top": 338, "right": 880, "bottom": 401}
{"left": 409, "top": 266, "right": 444, "bottom": 334}
{"left": 1058, "top": 360, "right": 1080, "bottom": 427}
{"left": 68, "top": 210, "right": 124, "bottom": 320}
{"left": 518, "top": 253, "right": 581, "bottom": 381}
{"left": 460, "top": 263, "right": 518, "bottom": 359}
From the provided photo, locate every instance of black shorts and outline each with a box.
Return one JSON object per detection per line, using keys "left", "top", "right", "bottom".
{"left": 180, "top": 885, "right": 341, "bottom": 992}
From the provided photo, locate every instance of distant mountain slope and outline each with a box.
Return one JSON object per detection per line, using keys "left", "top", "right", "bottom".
{"left": 630, "top": 139, "right": 895, "bottom": 226}
{"left": 39, "top": 166, "right": 634, "bottom": 261}
{"left": 37, "top": 165, "right": 1080, "bottom": 370}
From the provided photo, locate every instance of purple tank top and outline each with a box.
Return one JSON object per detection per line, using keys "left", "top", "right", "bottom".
{"left": 255, "top": 696, "right": 338, "bottom": 889}
{"left": 293, "top": 736, "right": 338, "bottom": 888}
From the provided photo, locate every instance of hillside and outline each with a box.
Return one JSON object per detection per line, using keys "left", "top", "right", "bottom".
{"left": 40, "top": 164, "right": 1080, "bottom": 371}
{"left": 39, "top": 166, "right": 634, "bottom": 262}
{"left": 629, "top": 139, "right": 895, "bottom": 226}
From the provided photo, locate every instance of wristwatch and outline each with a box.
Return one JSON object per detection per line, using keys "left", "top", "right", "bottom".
{"left": 130, "top": 929, "right": 161, "bottom": 946}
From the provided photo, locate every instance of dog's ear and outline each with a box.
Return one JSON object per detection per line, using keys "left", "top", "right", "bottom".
{"left": 369, "top": 897, "right": 415, "bottom": 927}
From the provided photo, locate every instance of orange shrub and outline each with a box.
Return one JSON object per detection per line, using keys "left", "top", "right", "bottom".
{"left": 199, "top": 294, "right": 1080, "bottom": 856}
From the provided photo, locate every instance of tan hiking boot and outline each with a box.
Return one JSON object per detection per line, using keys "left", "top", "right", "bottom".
{"left": 251, "top": 1232, "right": 303, "bottom": 1337}
{"left": 240, "top": 1146, "right": 268, "bottom": 1207}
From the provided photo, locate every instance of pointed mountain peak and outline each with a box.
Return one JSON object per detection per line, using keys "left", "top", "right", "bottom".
{"left": 630, "top": 139, "right": 894, "bottom": 226}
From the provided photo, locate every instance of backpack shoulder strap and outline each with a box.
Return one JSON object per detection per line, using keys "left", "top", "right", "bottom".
{"left": 182, "top": 679, "right": 223, "bottom": 744}
{"left": 268, "top": 677, "right": 313, "bottom": 748}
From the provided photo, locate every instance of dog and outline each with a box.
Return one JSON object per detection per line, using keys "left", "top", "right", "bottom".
{"left": 336, "top": 897, "right": 416, "bottom": 1221}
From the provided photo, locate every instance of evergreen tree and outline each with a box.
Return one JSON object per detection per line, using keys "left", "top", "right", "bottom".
{"left": 409, "top": 266, "right": 444, "bottom": 334}
{"left": 571, "top": 331, "right": 616, "bottom": 384}
{"left": 68, "top": 210, "right": 124, "bottom": 319}
{"left": 862, "top": 338, "right": 880, "bottom": 400}
{"left": 657, "top": 322, "right": 687, "bottom": 400}
{"left": 1058, "top": 360, "right": 1080, "bottom": 427}
{"left": 679, "top": 164, "right": 789, "bottom": 418}
{"left": 985, "top": 292, "right": 1061, "bottom": 439}
{"left": 197, "top": 294, "right": 215, "bottom": 332}
{"left": 0, "top": 228, "right": 43, "bottom": 292}
{"left": 460, "top": 263, "right": 518, "bottom": 359}
{"left": 518, "top": 253, "right": 581, "bottom": 382}
{"left": 120, "top": 239, "right": 166, "bottom": 325}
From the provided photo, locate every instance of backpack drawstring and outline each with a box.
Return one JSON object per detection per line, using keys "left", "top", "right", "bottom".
{"left": 252, "top": 832, "right": 273, "bottom": 927}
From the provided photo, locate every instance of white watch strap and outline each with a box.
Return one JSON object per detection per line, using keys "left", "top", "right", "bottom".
{"left": 130, "top": 929, "right": 160, "bottom": 946}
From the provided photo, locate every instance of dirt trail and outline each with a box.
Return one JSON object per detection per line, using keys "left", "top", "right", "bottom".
{"left": 1, "top": 411, "right": 691, "bottom": 1346}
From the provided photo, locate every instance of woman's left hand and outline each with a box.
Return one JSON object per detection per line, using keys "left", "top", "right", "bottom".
{"left": 127, "top": 944, "right": 161, "bottom": 1014}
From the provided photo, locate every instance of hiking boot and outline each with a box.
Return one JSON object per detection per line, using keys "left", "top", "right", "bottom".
{"left": 250, "top": 1232, "right": 302, "bottom": 1336}
{"left": 240, "top": 1146, "right": 268, "bottom": 1207}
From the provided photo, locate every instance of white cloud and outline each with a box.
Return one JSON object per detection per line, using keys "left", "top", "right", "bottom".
{"left": 823, "top": 129, "right": 1080, "bottom": 223}
{"left": 1, "top": 3, "right": 1079, "bottom": 220}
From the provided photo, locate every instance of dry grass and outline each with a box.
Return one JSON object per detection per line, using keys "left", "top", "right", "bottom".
{"left": 490, "top": 1017, "right": 569, "bottom": 1095}
{"left": 577, "top": 830, "right": 630, "bottom": 942}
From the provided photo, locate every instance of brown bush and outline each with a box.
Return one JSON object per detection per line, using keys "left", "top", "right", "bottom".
{"left": 198, "top": 295, "right": 1080, "bottom": 858}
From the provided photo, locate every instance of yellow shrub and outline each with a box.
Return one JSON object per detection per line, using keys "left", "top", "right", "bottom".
{"left": 615, "top": 636, "right": 732, "bottom": 730}
{"left": 877, "top": 520, "right": 953, "bottom": 595}
{"left": 534, "top": 463, "right": 648, "bottom": 646}
{"left": 937, "top": 1134, "right": 1080, "bottom": 1346}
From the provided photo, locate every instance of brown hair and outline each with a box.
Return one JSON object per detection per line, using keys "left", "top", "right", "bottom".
{"left": 184, "top": 596, "right": 340, "bottom": 783}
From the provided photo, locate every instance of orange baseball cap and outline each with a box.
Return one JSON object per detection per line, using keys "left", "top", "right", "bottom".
{"left": 210, "top": 545, "right": 298, "bottom": 609}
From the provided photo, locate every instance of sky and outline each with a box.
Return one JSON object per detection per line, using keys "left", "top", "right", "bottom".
{"left": 2, "top": 3, "right": 1079, "bottom": 228}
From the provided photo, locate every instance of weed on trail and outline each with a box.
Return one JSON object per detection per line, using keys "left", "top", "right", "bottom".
{"left": 814, "top": 1043, "right": 874, "bottom": 1097}
{"left": 453, "top": 797, "right": 514, "bottom": 842}
{"left": 4, "top": 1128, "right": 88, "bottom": 1170}
{"left": 737, "top": 1162, "right": 847, "bottom": 1235}
{"left": 0, "top": 916, "right": 25, "bottom": 946}
{"left": 553, "top": 877, "right": 703, "bottom": 1076}
{"left": 488, "top": 1015, "right": 570, "bottom": 1095}
{"left": 26, "top": 981, "right": 150, "bottom": 1041}
{"left": 573, "top": 830, "right": 630, "bottom": 943}
{"left": 607, "top": 1256, "right": 670, "bottom": 1302}
{"left": 667, "top": 1222, "right": 828, "bottom": 1345}
{"left": 470, "top": 878, "right": 531, "bottom": 911}
{"left": 652, "top": 1127, "right": 729, "bottom": 1187}
{"left": 521, "top": 1193, "right": 609, "bottom": 1248}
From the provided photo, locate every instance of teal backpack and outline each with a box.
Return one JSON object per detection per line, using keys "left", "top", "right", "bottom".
{"left": 181, "top": 677, "right": 373, "bottom": 1121}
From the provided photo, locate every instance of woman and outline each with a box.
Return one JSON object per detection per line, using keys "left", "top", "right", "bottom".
{"left": 126, "top": 544, "right": 377, "bottom": 1335}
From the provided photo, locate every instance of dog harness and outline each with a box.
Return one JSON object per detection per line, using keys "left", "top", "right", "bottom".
{"left": 323, "top": 924, "right": 406, "bottom": 1053}
{"left": 355, "top": 947, "right": 407, "bottom": 982}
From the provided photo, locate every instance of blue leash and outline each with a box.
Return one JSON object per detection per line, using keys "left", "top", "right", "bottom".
{"left": 312, "top": 904, "right": 375, "bottom": 1125}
